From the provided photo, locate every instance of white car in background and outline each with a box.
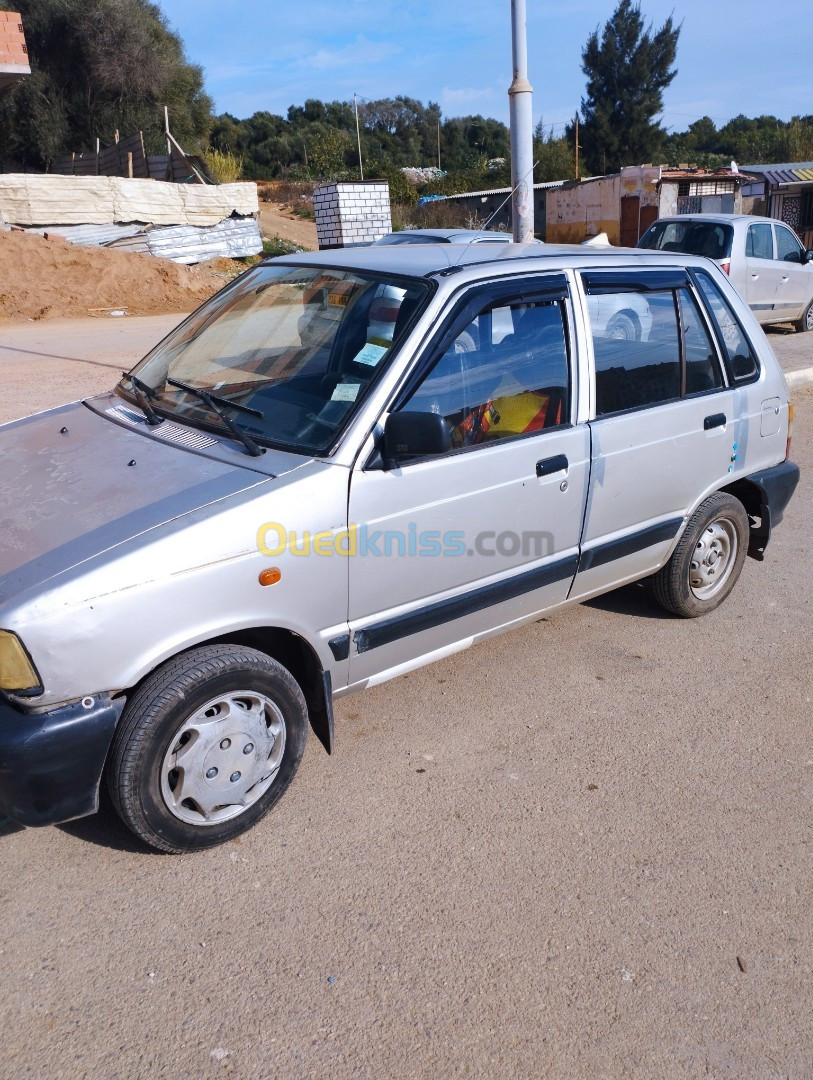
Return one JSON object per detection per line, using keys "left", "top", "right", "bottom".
{"left": 638, "top": 214, "right": 813, "bottom": 332}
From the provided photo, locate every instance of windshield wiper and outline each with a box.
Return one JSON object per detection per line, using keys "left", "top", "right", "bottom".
{"left": 167, "top": 378, "right": 265, "bottom": 457}
{"left": 121, "top": 371, "right": 164, "bottom": 427}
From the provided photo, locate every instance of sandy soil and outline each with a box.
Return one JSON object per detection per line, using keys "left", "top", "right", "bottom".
{"left": 0, "top": 228, "right": 230, "bottom": 322}
{"left": 0, "top": 201, "right": 316, "bottom": 325}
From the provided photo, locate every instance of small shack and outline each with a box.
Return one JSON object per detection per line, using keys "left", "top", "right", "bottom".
{"left": 740, "top": 162, "right": 813, "bottom": 249}
{"left": 546, "top": 165, "right": 744, "bottom": 246}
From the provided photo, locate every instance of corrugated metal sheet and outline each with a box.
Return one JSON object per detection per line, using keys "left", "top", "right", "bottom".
{"left": 142, "top": 217, "right": 262, "bottom": 263}
{"left": 23, "top": 223, "right": 145, "bottom": 246}
{"left": 15, "top": 216, "right": 262, "bottom": 264}
{"left": 742, "top": 162, "right": 813, "bottom": 186}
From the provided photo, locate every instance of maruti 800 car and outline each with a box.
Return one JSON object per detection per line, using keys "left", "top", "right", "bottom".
{"left": 0, "top": 243, "right": 799, "bottom": 852}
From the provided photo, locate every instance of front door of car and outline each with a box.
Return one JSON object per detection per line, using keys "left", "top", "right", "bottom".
{"left": 570, "top": 270, "right": 736, "bottom": 601}
{"left": 772, "top": 222, "right": 811, "bottom": 321}
{"left": 345, "top": 277, "right": 590, "bottom": 688}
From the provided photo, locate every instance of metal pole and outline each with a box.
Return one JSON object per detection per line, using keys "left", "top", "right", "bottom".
{"left": 508, "top": 0, "right": 534, "bottom": 242}
{"left": 354, "top": 94, "right": 364, "bottom": 181}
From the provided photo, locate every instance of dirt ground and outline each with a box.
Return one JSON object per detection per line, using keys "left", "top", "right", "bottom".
{"left": 0, "top": 203, "right": 316, "bottom": 324}
{"left": 258, "top": 202, "right": 317, "bottom": 250}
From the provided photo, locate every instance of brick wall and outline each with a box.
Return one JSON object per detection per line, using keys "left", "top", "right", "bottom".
{"left": 313, "top": 182, "right": 392, "bottom": 248}
{"left": 0, "top": 11, "right": 30, "bottom": 87}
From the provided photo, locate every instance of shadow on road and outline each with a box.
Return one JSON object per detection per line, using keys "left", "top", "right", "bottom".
{"left": 584, "top": 581, "right": 674, "bottom": 620}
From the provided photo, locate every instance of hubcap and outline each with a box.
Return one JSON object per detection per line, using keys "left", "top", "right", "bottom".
{"left": 806, "top": 305, "right": 813, "bottom": 331}
{"left": 160, "top": 691, "right": 286, "bottom": 826}
{"left": 689, "top": 519, "right": 738, "bottom": 600}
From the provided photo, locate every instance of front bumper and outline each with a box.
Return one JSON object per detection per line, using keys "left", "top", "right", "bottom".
{"left": 0, "top": 693, "right": 124, "bottom": 827}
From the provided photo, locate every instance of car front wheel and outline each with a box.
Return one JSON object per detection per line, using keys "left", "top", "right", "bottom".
{"left": 651, "top": 493, "right": 749, "bottom": 618}
{"left": 794, "top": 300, "right": 813, "bottom": 333}
{"left": 108, "top": 645, "right": 308, "bottom": 853}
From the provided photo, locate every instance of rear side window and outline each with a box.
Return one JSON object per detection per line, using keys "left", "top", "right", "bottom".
{"left": 587, "top": 288, "right": 723, "bottom": 416}
{"left": 693, "top": 270, "right": 759, "bottom": 382}
{"left": 746, "top": 223, "right": 773, "bottom": 260}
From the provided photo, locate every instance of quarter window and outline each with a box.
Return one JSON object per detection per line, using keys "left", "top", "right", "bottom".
{"left": 401, "top": 297, "right": 570, "bottom": 450}
{"left": 693, "top": 271, "right": 759, "bottom": 382}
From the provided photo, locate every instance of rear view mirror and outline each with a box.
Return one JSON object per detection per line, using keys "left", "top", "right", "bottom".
{"left": 383, "top": 411, "right": 450, "bottom": 463}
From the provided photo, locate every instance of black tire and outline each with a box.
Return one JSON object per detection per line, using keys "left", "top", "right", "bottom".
{"left": 108, "top": 645, "right": 308, "bottom": 853}
{"left": 794, "top": 300, "right": 813, "bottom": 333}
{"left": 605, "top": 311, "right": 640, "bottom": 341}
{"left": 652, "top": 493, "right": 749, "bottom": 618}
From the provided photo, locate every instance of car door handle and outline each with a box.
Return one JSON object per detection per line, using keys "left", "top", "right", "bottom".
{"left": 536, "top": 454, "right": 568, "bottom": 477}
{"left": 704, "top": 413, "right": 726, "bottom": 430}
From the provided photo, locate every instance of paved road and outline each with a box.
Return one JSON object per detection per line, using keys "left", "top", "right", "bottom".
{"left": 0, "top": 316, "right": 811, "bottom": 1078}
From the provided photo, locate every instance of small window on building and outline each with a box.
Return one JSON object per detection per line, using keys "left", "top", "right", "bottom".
{"left": 693, "top": 271, "right": 759, "bottom": 382}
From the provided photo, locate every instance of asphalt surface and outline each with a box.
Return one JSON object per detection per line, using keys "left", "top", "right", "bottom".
{"left": 0, "top": 316, "right": 811, "bottom": 1078}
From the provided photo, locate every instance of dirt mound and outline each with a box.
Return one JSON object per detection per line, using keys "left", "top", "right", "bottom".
{"left": 0, "top": 228, "right": 230, "bottom": 322}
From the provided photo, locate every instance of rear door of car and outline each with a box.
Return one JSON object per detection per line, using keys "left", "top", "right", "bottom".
{"left": 744, "top": 220, "right": 781, "bottom": 322}
{"left": 345, "top": 274, "right": 590, "bottom": 686}
{"left": 569, "top": 268, "right": 737, "bottom": 601}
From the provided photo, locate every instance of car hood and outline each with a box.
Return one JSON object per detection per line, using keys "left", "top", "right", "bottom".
{"left": 0, "top": 400, "right": 283, "bottom": 602}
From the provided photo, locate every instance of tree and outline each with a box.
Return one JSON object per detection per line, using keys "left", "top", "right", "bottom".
{"left": 0, "top": 0, "right": 213, "bottom": 169}
{"left": 578, "top": 0, "right": 680, "bottom": 174}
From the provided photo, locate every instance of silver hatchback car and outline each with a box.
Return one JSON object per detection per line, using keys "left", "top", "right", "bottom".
{"left": 0, "top": 244, "right": 799, "bottom": 852}
{"left": 638, "top": 213, "right": 813, "bottom": 331}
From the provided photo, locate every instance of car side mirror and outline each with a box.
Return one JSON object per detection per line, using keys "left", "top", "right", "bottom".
{"left": 383, "top": 411, "right": 450, "bottom": 464}
{"left": 804, "top": 250, "right": 813, "bottom": 265}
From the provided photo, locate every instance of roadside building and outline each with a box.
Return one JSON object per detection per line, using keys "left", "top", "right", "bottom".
{"left": 740, "top": 163, "right": 813, "bottom": 249}
{"left": 545, "top": 165, "right": 744, "bottom": 246}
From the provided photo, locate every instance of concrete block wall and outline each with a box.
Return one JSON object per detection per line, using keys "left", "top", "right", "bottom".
{"left": 314, "top": 181, "right": 391, "bottom": 248}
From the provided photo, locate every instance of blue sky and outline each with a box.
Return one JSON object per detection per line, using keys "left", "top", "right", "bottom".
{"left": 158, "top": 1, "right": 810, "bottom": 137}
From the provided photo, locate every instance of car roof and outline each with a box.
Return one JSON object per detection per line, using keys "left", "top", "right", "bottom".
{"left": 647, "top": 214, "right": 782, "bottom": 227}
{"left": 270, "top": 242, "right": 718, "bottom": 279}
{"left": 375, "top": 228, "right": 511, "bottom": 243}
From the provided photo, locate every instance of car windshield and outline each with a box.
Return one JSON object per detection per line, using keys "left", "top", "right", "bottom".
{"left": 638, "top": 221, "right": 733, "bottom": 260}
{"left": 120, "top": 263, "right": 430, "bottom": 456}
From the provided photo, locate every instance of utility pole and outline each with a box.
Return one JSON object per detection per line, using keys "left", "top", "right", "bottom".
{"left": 354, "top": 93, "right": 364, "bottom": 181}
{"left": 437, "top": 119, "right": 441, "bottom": 171}
{"left": 574, "top": 113, "right": 580, "bottom": 179}
{"left": 508, "top": 0, "right": 534, "bottom": 242}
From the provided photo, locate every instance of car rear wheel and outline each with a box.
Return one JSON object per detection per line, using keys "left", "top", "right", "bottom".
{"left": 794, "top": 300, "right": 813, "bottom": 333}
{"left": 651, "top": 493, "right": 749, "bottom": 618}
{"left": 108, "top": 645, "right": 308, "bottom": 853}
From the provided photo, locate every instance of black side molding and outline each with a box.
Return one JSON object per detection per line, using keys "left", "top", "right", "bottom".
{"left": 354, "top": 554, "right": 579, "bottom": 654}
{"left": 578, "top": 518, "right": 684, "bottom": 573}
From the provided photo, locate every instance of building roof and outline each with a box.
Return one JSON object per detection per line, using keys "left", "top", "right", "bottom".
{"left": 741, "top": 163, "right": 813, "bottom": 185}
{"left": 443, "top": 180, "right": 566, "bottom": 201}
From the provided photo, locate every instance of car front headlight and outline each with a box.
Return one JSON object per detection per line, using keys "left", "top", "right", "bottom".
{"left": 0, "top": 630, "right": 42, "bottom": 693}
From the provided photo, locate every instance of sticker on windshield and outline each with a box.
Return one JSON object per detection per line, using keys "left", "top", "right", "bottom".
{"left": 331, "top": 382, "right": 361, "bottom": 402}
{"left": 353, "top": 342, "right": 388, "bottom": 367}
